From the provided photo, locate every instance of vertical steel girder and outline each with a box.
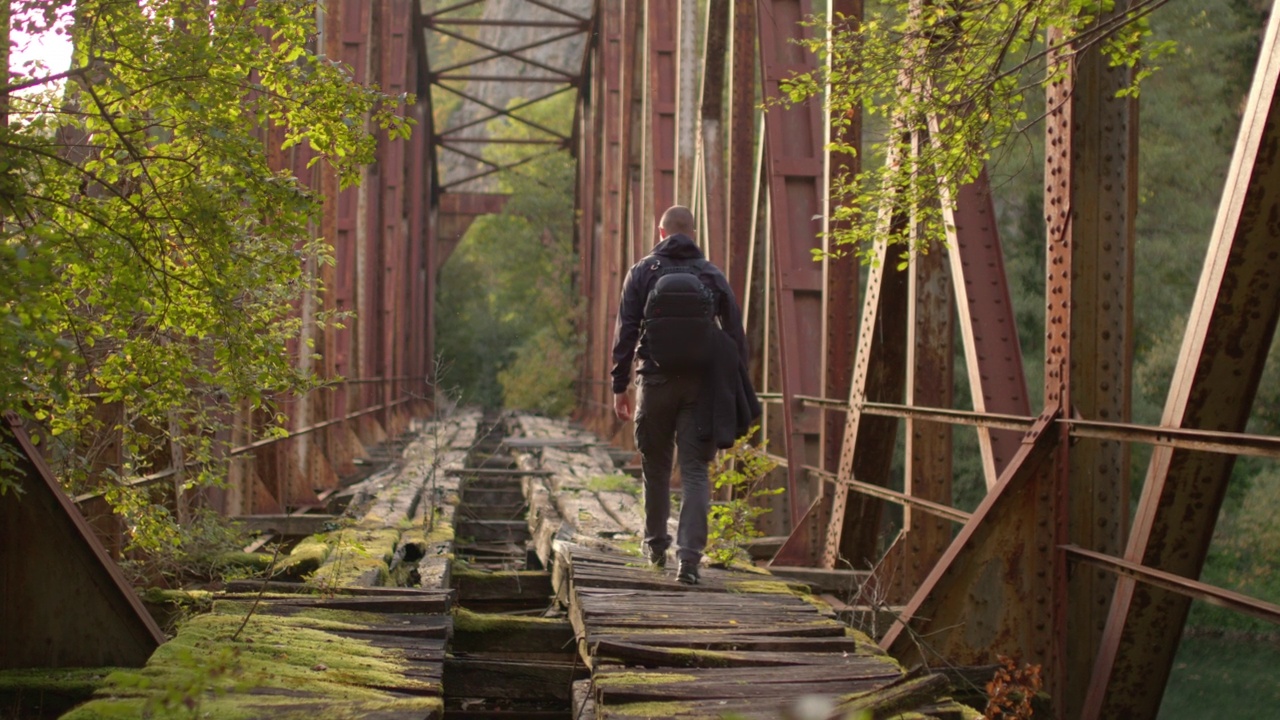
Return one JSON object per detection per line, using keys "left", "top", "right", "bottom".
{"left": 1085, "top": 9, "right": 1280, "bottom": 718}
{"left": 773, "top": 0, "right": 862, "bottom": 566}
{"left": 676, "top": 0, "right": 697, "bottom": 205}
{"left": 756, "top": 0, "right": 828, "bottom": 528}
{"left": 698, "top": 0, "right": 730, "bottom": 267}
{"left": 645, "top": 0, "right": 677, "bottom": 225}
{"left": 823, "top": 0, "right": 862, "bottom": 477}
{"left": 575, "top": 15, "right": 600, "bottom": 430}
{"left": 1057, "top": 7, "right": 1136, "bottom": 713}
{"left": 892, "top": 227, "right": 954, "bottom": 599}
{"left": 937, "top": 166, "right": 1031, "bottom": 484}
{"left": 726, "top": 0, "right": 756, "bottom": 302}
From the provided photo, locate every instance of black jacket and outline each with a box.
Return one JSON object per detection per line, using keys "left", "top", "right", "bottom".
{"left": 610, "top": 234, "right": 748, "bottom": 394}
{"left": 697, "top": 327, "right": 762, "bottom": 449}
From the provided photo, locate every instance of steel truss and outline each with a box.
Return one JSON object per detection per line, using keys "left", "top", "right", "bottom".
{"left": 571, "top": 1, "right": 1280, "bottom": 718}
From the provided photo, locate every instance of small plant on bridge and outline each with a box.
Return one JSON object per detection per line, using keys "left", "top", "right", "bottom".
{"left": 984, "top": 655, "right": 1045, "bottom": 719}
{"left": 705, "top": 426, "right": 780, "bottom": 567}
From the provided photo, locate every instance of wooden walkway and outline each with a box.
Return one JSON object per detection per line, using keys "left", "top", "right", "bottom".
{"left": 42, "top": 411, "right": 983, "bottom": 719}
{"left": 558, "top": 544, "right": 978, "bottom": 719}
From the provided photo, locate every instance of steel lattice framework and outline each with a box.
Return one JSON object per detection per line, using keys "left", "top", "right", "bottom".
{"left": 14, "top": 1, "right": 1279, "bottom": 716}
{"left": 566, "top": 1, "right": 1280, "bottom": 719}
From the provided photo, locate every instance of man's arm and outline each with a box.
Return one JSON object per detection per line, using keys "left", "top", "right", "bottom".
{"left": 610, "top": 264, "right": 646, "bottom": 396}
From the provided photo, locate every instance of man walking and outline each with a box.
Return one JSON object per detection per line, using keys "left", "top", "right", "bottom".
{"left": 611, "top": 205, "right": 753, "bottom": 585}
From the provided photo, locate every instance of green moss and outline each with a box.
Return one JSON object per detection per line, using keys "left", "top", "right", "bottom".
{"left": 309, "top": 527, "right": 401, "bottom": 588}
{"left": 272, "top": 537, "right": 332, "bottom": 578}
{"left": 725, "top": 579, "right": 811, "bottom": 596}
{"left": 401, "top": 515, "right": 455, "bottom": 549}
{"left": 209, "top": 600, "right": 399, "bottom": 629}
{"left": 586, "top": 474, "right": 640, "bottom": 496}
{"left": 452, "top": 607, "right": 560, "bottom": 633}
{"left": 606, "top": 700, "right": 700, "bottom": 716}
{"left": 65, "top": 694, "right": 443, "bottom": 719}
{"left": 66, "top": 606, "right": 446, "bottom": 719}
{"left": 451, "top": 567, "right": 542, "bottom": 581}
{"left": 212, "top": 552, "right": 276, "bottom": 573}
{"left": 596, "top": 671, "right": 697, "bottom": 687}
{"left": 661, "top": 647, "right": 735, "bottom": 667}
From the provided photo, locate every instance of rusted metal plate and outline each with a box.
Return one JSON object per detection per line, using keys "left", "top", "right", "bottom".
{"left": 0, "top": 414, "right": 164, "bottom": 668}
{"left": 823, "top": 0, "right": 861, "bottom": 482}
{"left": 898, "top": 229, "right": 953, "bottom": 596}
{"left": 646, "top": 0, "right": 677, "bottom": 222}
{"left": 819, "top": 159, "right": 910, "bottom": 569}
{"left": 882, "top": 409, "right": 1063, "bottom": 677}
{"left": 1085, "top": 9, "right": 1280, "bottom": 718}
{"left": 727, "top": 0, "right": 756, "bottom": 302}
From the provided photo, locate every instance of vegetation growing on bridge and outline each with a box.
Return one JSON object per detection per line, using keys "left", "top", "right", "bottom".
{"left": 780, "top": 0, "right": 1177, "bottom": 264}
{"left": 1, "top": 0, "right": 411, "bottom": 554}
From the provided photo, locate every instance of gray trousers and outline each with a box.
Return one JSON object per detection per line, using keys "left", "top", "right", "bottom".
{"left": 634, "top": 373, "right": 715, "bottom": 564}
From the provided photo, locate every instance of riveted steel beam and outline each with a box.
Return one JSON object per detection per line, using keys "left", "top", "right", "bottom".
{"left": 645, "top": 0, "right": 677, "bottom": 225}
{"left": 820, "top": 152, "right": 910, "bottom": 568}
{"left": 882, "top": 407, "right": 1065, "bottom": 679}
{"left": 935, "top": 165, "right": 1031, "bottom": 485}
{"left": 1084, "top": 8, "right": 1280, "bottom": 718}
{"left": 757, "top": 0, "right": 828, "bottom": 529}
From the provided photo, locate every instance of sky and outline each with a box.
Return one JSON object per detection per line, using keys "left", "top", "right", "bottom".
{"left": 9, "top": 6, "right": 75, "bottom": 92}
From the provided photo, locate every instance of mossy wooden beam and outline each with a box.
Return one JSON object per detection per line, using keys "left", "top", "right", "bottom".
{"left": 62, "top": 604, "right": 447, "bottom": 719}
{"left": 450, "top": 609, "right": 575, "bottom": 654}
{"left": 451, "top": 569, "right": 553, "bottom": 602}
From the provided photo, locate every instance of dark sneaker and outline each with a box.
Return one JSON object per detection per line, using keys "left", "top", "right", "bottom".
{"left": 644, "top": 546, "right": 667, "bottom": 569}
{"left": 676, "top": 561, "right": 700, "bottom": 585}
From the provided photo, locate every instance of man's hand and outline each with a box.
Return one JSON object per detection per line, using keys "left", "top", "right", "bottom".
{"left": 613, "top": 391, "right": 633, "bottom": 421}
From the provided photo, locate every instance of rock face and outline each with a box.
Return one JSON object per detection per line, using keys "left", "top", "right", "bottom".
{"left": 425, "top": 0, "right": 593, "bottom": 191}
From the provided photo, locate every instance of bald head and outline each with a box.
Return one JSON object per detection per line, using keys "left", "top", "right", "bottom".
{"left": 659, "top": 205, "right": 696, "bottom": 238}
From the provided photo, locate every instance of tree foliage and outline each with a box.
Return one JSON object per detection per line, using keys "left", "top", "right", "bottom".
{"left": 435, "top": 92, "right": 580, "bottom": 415}
{"left": 780, "top": 0, "right": 1174, "bottom": 265}
{"left": 1, "top": 1, "right": 410, "bottom": 532}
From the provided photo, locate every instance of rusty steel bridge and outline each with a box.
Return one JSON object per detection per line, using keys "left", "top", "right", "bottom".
{"left": 5, "top": 1, "right": 1280, "bottom": 718}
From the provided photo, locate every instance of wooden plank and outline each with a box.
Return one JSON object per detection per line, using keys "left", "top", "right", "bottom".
{"left": 592, "top": 640, "right": 893, "bottom": 668}
{"left": 452, "top": 571, "right": 554, "bottom": 602}
{"left": 448, "top": 467, "right": 553, "bottom": 477}
{"left": 255, "top": 595, "right": 453, "bottom": 614}
{"left": 586, "top": 633, "right": 864, "bottom": 653}
{"left": 597, "top": 675, "right": 900, "bottom": 703}
{"left": 222, "top": 581, "right": 455, "bottom": 599}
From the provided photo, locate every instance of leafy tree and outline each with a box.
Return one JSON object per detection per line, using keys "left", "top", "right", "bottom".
{"left": 780, "top": 0, "right": 1175, "bottom": 264}
{"left": 1, "top": 0, "right": 410, "bottom": 545}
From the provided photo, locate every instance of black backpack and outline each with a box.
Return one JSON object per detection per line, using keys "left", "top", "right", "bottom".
{"left": 641, "top": 259, "right": 717, "bottom": 371}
